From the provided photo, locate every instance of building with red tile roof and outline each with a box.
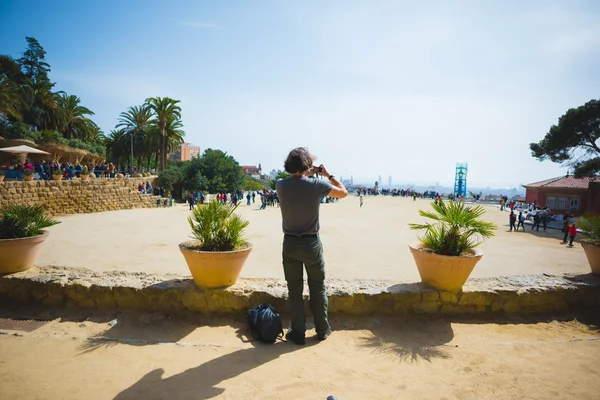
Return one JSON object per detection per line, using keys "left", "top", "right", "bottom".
{"left": 522, "top": 175, "right": 600, "bottom": 216}
{"left": 241, "top": 164, "right": 262, "bottom": 179}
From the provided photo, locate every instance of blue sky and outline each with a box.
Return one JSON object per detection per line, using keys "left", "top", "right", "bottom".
{"left": 2, "top": 0, "right": 599, "bottom": 187}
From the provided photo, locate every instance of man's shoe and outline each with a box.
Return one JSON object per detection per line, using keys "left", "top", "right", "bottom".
{"left": 285, "top": 330, "right": 306, "bottom": 345}
{"left": 317, "top": 327, "right": 333, "bottom": 341}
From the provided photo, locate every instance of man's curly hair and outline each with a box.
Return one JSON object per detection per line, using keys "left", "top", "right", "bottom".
{"left": 284, "top": 147, "right": 314, "bottom": 174}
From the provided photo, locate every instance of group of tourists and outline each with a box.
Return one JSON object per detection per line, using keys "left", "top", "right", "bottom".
{"left": 259, "top": 190, "right": 279, "bottom": 209}
{"left": 92, "top": 162, "right": 116, "bottom": 178}
{"left": 2, "top": 160, "right": 81, "bottom": 180}
{"left": 356, "top": 187, "right": 448, "bottom": 203}
{"left": 0, "top": 159, "right": 157, "bottom": 181}
{"left": 503, "top": 197, "right": 579, "bottom": 246}
{"left": 186, "top": 192, "right": 206, "bottom": 209}
{"left": 136, "top": 181, "right": 154, "bottom": 195}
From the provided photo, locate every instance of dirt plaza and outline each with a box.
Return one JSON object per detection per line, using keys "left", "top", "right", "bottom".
{"left": 38, "top": 196, "right": 589, "bottom": 281}
{"left": 0, "top": 308, "right": 599, "bottom": 400}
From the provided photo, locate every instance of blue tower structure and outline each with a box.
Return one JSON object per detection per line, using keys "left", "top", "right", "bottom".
{"left": 454, "top": 163, "right": 468, "bottom": 198}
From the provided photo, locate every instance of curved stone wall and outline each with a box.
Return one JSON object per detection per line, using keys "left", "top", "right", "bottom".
{"left": 1, "top": 266, "right": 598, "bottom": 316}
{"left": 0, "top": 177, "right": 160, "bottom": 216}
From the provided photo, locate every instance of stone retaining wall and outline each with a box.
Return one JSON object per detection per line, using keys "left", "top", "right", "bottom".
{"left": 1, "top": 266, "right": 598, "bottom": 316}
{"left": 0, "top": 177, "right": 159, "bottom": 216}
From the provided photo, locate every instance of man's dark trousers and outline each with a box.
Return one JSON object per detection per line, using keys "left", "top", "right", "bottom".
{"left": 282, "top": 234, "right": 330, "bottom": 337}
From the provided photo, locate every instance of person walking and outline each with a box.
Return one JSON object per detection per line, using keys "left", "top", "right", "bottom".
{"left": 517, "top": 212, "right": 525, "bottom": 231}
{"left": 562, "top": 215, "right": 570, "bottom": 243}
{"left": 276, "top": 147, "right": 348, "bottom": 345}
{"left": 542, "top": 213, "right": 548, "bottom": 232}
{"left": 360, "top": 195, "right": 364, "bottom": 208}
{"left": 532, "top": 213, "right": 541, "bottom": 231}
{"left": 509, "top": 211, "right": 517, "bottom": 232}
{"left": 568, "top": 222, "right": 577, "bottom": 247}
{"left": 259, "top": 193, "right": 267, "bottom": 210}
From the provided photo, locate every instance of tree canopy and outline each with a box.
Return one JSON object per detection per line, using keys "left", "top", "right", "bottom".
{"left": 243, "top": 175, "right": 265, "bottom": 191}
{"left": 530, "top": 99, "right": 600, "bottom": 177}
{"left": 183, "top": 149, "right": 245, "bottom": 193}
{"left": 18, "top": 37, "right": 51, "bottom": 84}
{"left": 145, "top": 97, "right": 182, "bottom": 171}
{"left": 1, "top": 37, "right": 185, "bottom": 171}
{"left": 269, "top": 171, "right": 290, "bottom": 189}
{"left": 0, "top": 37, "right": 101, "bottom": 153}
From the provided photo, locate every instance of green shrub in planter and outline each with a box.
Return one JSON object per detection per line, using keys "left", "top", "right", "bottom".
{"left": 0, "top": 205, "right": 60, "bottom": 239}
{"left": 187, "top": 201, "right": 249, "bottom": 252}
{"left": 409, "top": 200, "right": 496, "bottom": 256}
{"left": 578, "top": 214, "right": 600, "bottom": 247}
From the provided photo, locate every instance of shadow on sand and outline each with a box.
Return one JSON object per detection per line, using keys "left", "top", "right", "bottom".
{"left": 112, "top": 327, "right": 309, "bottom": 400}
{"left": 358, "top": 318, "right": 453, "bottom": 362}
{"left": 76, "top": 312, "right": 236, "bottom": 354}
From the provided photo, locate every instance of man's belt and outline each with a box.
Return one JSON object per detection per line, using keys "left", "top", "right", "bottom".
{"left": 284, "top": 233, "right": 318, "bottom": 238}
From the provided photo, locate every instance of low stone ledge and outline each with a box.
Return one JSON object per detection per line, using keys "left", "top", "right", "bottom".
{"left": 0, "top": 266, "right": 598, "bottom": 315}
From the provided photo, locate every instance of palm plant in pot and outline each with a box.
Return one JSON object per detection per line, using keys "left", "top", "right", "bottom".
{"left": 22, "top": 170, "right": 34, "bottom": 181}
{"left": 0, "top": 171, "right": 4, "bottom": 182}
{"left": 52, "top": 169, "right": 63, "bottom": 181}
{"left": 0, "top": 205, "right": 60, "bottom": 273}
{"left": 80, "top": 171, "right": 90, "bottom": 181}
{"left": 408, "top": 200, "right": 496, "bottom": 292}
{"left": 179, "top": 200, "right": 252, "bottom": 288}
{"left": 577, "top": 214, "right": 600, "bottom": 275}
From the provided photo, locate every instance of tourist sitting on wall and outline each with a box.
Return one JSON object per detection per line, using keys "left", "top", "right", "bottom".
{"left": 23, "top": 160, "right": 33, "bottom": 172}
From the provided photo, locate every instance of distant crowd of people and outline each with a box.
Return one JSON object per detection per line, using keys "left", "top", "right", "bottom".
{"left": 1, "top": 159, "right": 89, "bottom": 180}
{"left": 0, "top": 160, "right": 156, "bottom": 181}
{"left": 184, "top": 188, "right": 341, "bottom": 211}
{"left": 501, "top": 196, "right": 579, "bottom": 247}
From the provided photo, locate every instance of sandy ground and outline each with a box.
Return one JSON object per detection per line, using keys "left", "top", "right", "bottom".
{"left": 0, "top": 308, "right": 598, "bottom": 400}
{"left": 37, "top": 196, "right": 589, "bottom": 281}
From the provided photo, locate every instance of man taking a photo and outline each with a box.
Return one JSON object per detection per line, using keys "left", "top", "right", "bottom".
{"left": 276, "top": 147, "right": 348, "bottom": 345}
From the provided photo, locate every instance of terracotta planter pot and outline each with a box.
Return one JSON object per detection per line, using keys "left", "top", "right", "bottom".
{"left": 581, "top": 242, "right": 600, "bottom": 276}
{"left": 0, "top": 231, "right": 49, "bottom": 274}
{"left": 409, "top": 242, "right": 483, "bottom": 292}
{"left": 23, "top": 175, "right": 34, "bottom": 181}
{"left": 0, "top": 175, "right": 4, "bottom": 182}
{"left": 80, "top": 174, "right": 89, "bottom": 181}
{"left": 179, "top": 242, "right": 253, "bottom": 288}
{"left": 52, "top": 174, "right": 63, "bottom": 181}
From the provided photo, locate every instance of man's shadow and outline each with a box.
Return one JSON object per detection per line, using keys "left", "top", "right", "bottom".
{"left": 113, "top": 328, "right": 310, "bottom": 400}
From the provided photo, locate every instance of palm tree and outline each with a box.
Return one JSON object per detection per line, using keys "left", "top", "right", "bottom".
{"left": 117, "top": 104, "right": 154, "bottom": 171}
{"left": 55, "top": 93, "right": 98, "bottom": 140}
{"left": 106, "top": 129, "right": 129, "bottom": 170}
{"left": 164, "top": 113, "right": 185, "bottom": 157}
{"left": 0, "top": 55, "right": 26, "bottom": 123}
{"left": 145, "top": 97, "right": 182, "bottom": 171}
{"left": 0, "top": 76, "right": 23, "bottom": 123}
{"left": 21, "top": 78, "right": 61, "bottom": 130}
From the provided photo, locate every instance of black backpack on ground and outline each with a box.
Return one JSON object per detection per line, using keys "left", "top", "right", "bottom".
{"left": 246, "top": 303, "right": 284, "bottom": 343}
